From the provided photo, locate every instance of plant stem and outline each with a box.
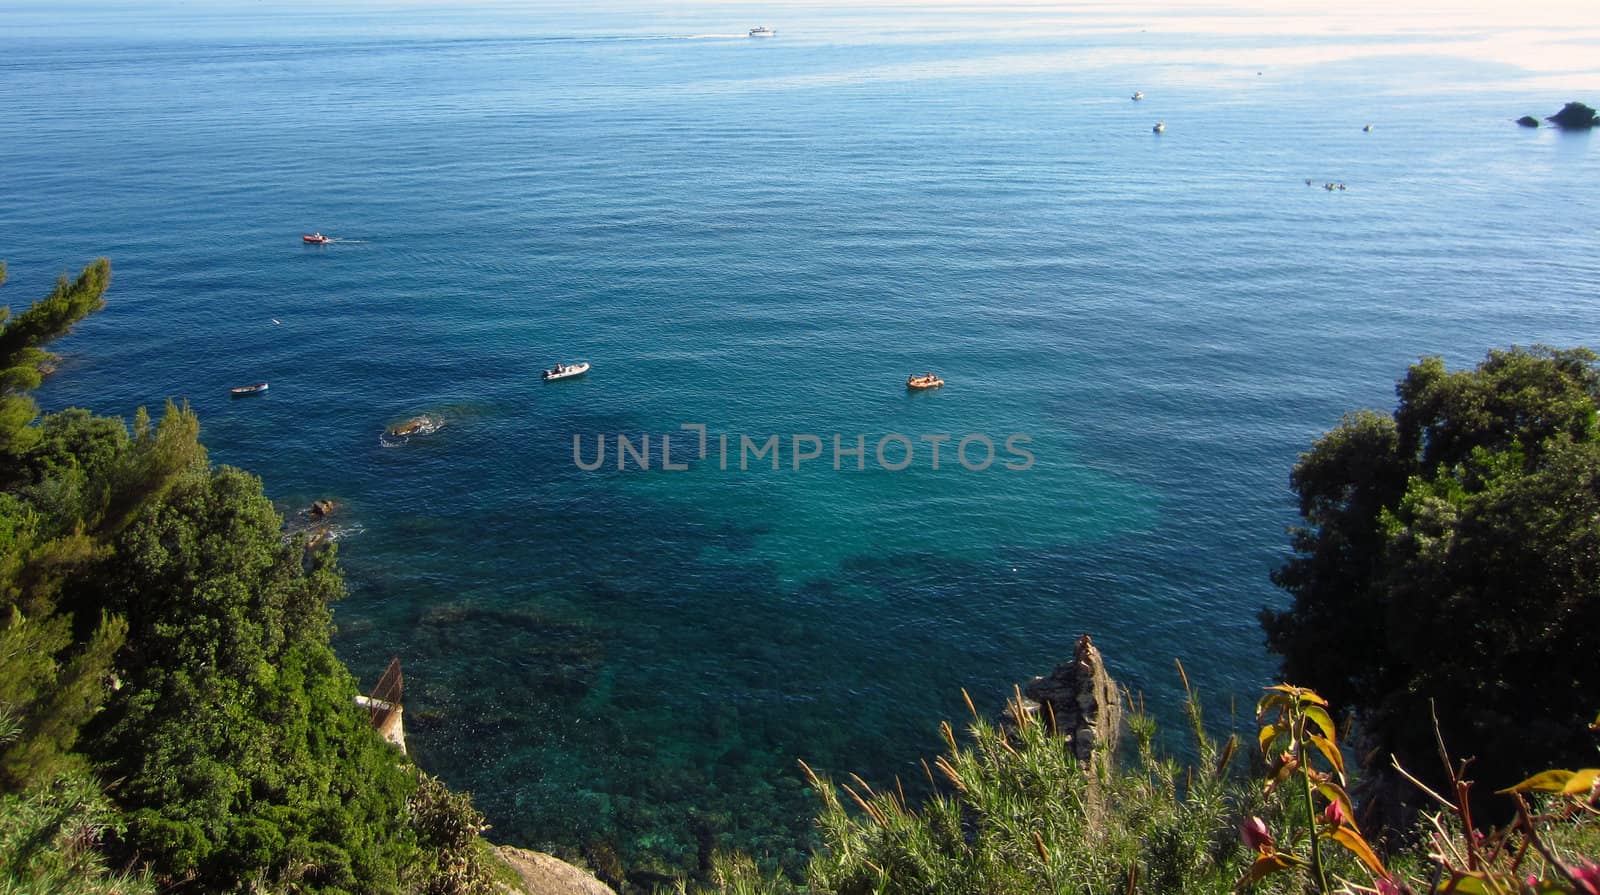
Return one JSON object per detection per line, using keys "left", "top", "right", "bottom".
{"left": 1302, "top": 746, "right": 1330, "bottom": 893}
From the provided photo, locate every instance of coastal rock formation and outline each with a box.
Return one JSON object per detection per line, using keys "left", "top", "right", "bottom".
{"left": 493, "top": 845, "right": 615, "bottom": 895}
{"left": 1006, "top": 634, "right": 1122, "bottom": 766}
{"left": 387, "top": 414, "right": 444, "bottom": 439}
{"left": 1516, "top": 115, "right": 1540, "bottom": 128}
{"left": 1546, "top": 101, "right": 1599, "bottom": 129}
{"left": 309, "top": 499, "right": 335, "bottom": 519}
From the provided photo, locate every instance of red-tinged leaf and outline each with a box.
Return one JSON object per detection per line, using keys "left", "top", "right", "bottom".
{"left": 1496, "top": 770, "right": 1574, "bottom": 794}
{"left": 1307, "top": 733, "right": 1346, "bottom": 779}
{"left": 1234, "top": 852, "right": 1296, "bottom": 891}
{"left": 1316, "top": 783, "right": 1355, "bottom": 829}
{"left": 1239, "top": 816, "right": 1274, "bottom": 853}
{"left": 1324, "top": 824, "right": 1385, "bottom": 876}
{"left": 1296, "top": 689, "right": 1329, "bottom": 708}
{"left": 1264, "top": 684, "right": 1301, "bottom": 695}
{"left": 1304, "top": 704, "right": 1337, "bottom": 742}
{"left": 1560, "top": 768, "right": 1600, "bottom": 795}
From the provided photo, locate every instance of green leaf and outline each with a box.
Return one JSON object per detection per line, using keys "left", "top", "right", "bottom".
{"left": 1496, "top": 769, "right": 1573, "bottom": 794}
{"left": 1306, "top": 733, "right": 1346, "bottom": 779}
{"left": 1258, "top": 724, "right": 1282, "bottom": 755}
{"left": 1303, "top": 704, "right": 1336, "bottom": 742}
{"left": 1257, "top": 691, "right": 1292, "bottom": 718}
{"left": 1442, "top": 875, "right": 1496, "bottom": 895}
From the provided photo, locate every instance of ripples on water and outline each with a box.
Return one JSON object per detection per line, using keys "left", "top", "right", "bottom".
{"left": 5, "top": 0, "right": 1599, "bottom": 877}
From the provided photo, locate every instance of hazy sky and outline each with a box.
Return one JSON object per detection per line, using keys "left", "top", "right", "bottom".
{"left": 6, "top": 0, "right": 1599, "bottom": 82}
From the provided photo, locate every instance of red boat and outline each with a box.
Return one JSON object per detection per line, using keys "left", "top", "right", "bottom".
{"left": 302, "top": 232, "right": 331, "bottom": 244}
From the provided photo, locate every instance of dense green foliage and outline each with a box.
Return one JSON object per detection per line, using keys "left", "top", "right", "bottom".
{"left": 1262, "top": 347, "right": 1600, "bottom": 816}
{"left": 0, "top": 259, "right": 497, "bottom": 894}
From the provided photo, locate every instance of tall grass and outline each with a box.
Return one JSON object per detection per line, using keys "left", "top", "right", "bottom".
{"left": 692, "top": 672, "right": 1365, "bottom": 895}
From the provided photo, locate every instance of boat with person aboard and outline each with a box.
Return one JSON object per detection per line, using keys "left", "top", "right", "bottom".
{"left": 543, "top": 361, "right": 590, "bottom": 381}
{"left": 230, "top": 382, "right": 269, "bottom": 397}
{"left": 748, "top": 26, "right": 776, "bottom": 37}
{"left": 303, "top": 232, "right": 331, "bottom": 244}
{"left": 907, "top": 372, "right": 944, "bottom": 390}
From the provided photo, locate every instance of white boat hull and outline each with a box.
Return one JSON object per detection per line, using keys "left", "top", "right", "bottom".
{"left": 543, "top": 361, "right": 590, "bottom": 381}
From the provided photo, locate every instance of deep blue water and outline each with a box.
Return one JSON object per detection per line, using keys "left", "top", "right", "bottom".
{"left": 5, "top": 0, "right": 1599, "bottom": 876}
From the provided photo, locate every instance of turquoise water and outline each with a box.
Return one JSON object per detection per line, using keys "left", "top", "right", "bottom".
{"left": 5, "top": 0, "right": 1600, "bottom": 876}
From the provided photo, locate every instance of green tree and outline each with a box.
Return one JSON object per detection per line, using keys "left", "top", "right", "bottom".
{"left": 1261, "top": 347, "right": 1600, "bottom": 819}
{"left": 83, "top": 464, "right": 423, "bottom": 891}
{"left": 0, "top": 259, "right": 154, "bottom": 792}
{"left": 0, "top": 258, "right": 110, "bottom": 462}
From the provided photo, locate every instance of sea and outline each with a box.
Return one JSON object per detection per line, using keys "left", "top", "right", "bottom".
{"left": 4, "top": 0, "right": 1598, "bottom": 878}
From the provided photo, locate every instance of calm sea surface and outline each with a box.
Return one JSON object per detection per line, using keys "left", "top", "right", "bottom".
{"left": 5, "top": 0, "right": 1599, "bottom": 875}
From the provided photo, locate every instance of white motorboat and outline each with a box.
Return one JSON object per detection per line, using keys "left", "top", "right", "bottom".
{"left": 1132, "top": 91, "right": 1144, "bottom": 101}
{"left": 543, "top": 361, "right": 590, "bottom": 381}
{"left": 1153, "top": 121, "right": 1165, "bottom": 133}
{"left": 748, "top": 26, "right": 776, "bottom": 37}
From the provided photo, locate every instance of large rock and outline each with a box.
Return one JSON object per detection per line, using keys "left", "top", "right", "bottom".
{"left": 493, "top": 845, "right": 615, "bottom": 895}
{"left": 1006, "top": 634, "right": 1122, "bottom": 766}
{"left": 1546, "top": 102, "right": 1599, "bottom": 130}
{"left": 1516, "top": 115, "right": 1540, "bottom": 128}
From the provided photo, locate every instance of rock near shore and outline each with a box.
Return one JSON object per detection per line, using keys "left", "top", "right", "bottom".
{"left": 1005, "top": 633, "right": 1122, "bottom": 766}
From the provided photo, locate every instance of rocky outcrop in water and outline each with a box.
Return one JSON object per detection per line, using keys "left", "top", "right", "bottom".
{"left": 1005, "top": 633, "right": 1122, "bottom": 766}
{"left": 1516, "top": 115, "right": 1540, "bottom": 128}
{"left": 493, "top": 845, "right": 615, "bottom": 895}
{"left": 1546, "top": 102, "right": 1599, "bottom": 130}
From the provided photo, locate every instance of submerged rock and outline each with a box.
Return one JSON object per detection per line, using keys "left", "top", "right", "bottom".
{"left": 1546, "top": 101, "right": 1599, "bottom": 130}
{"left": 386, "top": 414, "right": 443, "bottom": 439}
{"left": 1004, "top": 633, "right": 1122, "bottom": 767}
{"left": 1516, "top": 115, "right": 1540, "bottom": 128}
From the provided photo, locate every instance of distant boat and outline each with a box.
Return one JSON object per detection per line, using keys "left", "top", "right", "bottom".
{"left": 303, "top": 232, "right": 331, "bottom": 244}
{"left": 1132, "top": 91, "right": 1144, "bottom": 101}
{"left": 231, "top": 382, "right": 269, "bottom": 397}
{"left": 907, "top": 372, "right": 944, "bottom": 390}
{"left": 543, "top": 361, "right": 590, "bottom": 381}
{"left": 1152, "top": 121, "right": 1165, "bottom": 133}
{"left": 748, "top": 26, "right": 776, "bottom": 37}
{"left": 1363, "top": 124, "right": 1373, "bottom": 132}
